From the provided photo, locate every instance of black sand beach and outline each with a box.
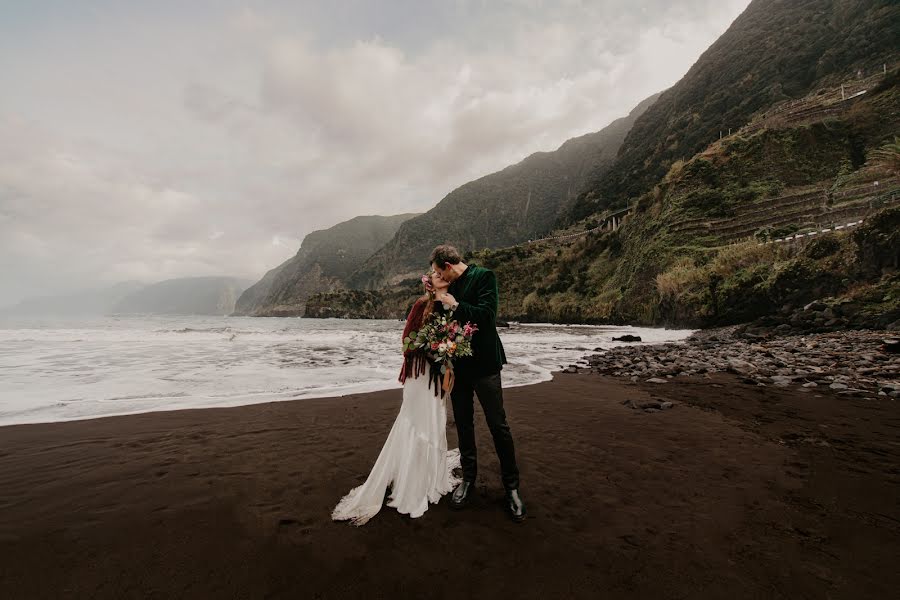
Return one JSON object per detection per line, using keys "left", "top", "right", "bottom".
{"left": 1, "top": 372, "right": 898, "bottom": 599}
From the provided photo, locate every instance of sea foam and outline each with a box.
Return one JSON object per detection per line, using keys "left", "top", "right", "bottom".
{"left": 0, "top": 315, "right": 693, "bottom": 426}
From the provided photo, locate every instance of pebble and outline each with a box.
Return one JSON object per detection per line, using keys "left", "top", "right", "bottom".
{"left": 585, "top": 327, "right": 899, "bottom": 399}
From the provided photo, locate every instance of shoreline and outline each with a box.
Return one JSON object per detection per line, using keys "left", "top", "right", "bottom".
{"left": 0, "top": 320, "right": 694, "bottom": 428}
{"left": 5, "top": 323, "right": 893, "bottom": 431}
{"left": 2, "top": 351, "right": 898, "bottom": 598}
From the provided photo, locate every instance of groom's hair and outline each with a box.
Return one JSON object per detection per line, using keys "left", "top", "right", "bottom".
{"left": 430, "top": 244, "right": 462, "bottom": 267}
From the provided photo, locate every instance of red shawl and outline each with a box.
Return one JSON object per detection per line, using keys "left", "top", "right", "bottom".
{"left": 398, "top": 298, "right": 443, "bottom": 396}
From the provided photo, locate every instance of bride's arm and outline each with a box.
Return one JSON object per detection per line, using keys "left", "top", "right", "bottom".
{"left": 401, "top": 298, "right": 426, "bottom": 340}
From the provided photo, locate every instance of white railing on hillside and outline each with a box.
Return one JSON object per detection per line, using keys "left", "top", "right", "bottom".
{"left": 762, "top": 219, "right": 865, "bottom": 245}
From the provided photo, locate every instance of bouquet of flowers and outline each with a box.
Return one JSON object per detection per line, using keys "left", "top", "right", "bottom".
{"left": 403, "top": 311, "right": 478, "bottom": 393}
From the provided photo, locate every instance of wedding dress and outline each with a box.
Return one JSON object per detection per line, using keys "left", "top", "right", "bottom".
{"left": 331, "top": 372, "right": 461, "bottom": 526}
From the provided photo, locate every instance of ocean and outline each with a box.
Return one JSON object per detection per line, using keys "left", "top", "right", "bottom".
{"left": 0, "top": 315, "right": 693, "bottom": 426}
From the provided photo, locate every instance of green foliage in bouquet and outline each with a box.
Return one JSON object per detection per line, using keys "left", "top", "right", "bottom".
{"left": 402, "top": 312, "right": 478, "bottom": 373}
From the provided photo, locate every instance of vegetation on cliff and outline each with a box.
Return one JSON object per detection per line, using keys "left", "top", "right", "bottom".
{"left": 569, "top": 0, "right": 900, "bottom": 221}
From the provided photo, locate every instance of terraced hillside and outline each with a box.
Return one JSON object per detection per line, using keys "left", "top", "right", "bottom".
{"left": 668, "top": 173, "right": 900, "bottom": 244}
{"left": 662, "top": 68, "right": 900, "bottom": 244}
{"left": 529, "top": 69, "right": 899, "bottom": 249}
{"left": 570, "top": 0, "right": 900, "bottom": 221}
{"left": 739, "top": 71, "right": 887, "bottom": 136}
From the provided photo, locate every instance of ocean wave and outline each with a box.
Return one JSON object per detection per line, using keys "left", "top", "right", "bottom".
{"left": 0, "top": 316, "right": 693, "bottom": 426}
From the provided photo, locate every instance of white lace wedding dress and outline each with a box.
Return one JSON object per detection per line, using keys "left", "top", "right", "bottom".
{"left": 331, "top": 372, "right": 461, "bottom": 526}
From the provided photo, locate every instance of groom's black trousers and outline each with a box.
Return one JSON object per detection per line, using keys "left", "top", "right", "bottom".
{"left": 451, "top": 371, "right": 520, "bottom": 490}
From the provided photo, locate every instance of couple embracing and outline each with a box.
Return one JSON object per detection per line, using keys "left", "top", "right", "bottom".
{"left": 332, "top": 244, "right": 526, "bottom": 525}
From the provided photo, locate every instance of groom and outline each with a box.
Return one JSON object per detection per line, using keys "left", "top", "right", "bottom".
{"left": 431, "top": 244, "right": 526, "bottom": 522}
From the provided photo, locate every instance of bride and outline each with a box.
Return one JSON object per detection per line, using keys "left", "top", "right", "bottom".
{"left": 331, "top": 270, "right": 461, "bottom": 526}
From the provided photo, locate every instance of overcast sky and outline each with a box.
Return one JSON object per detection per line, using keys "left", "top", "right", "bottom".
{"left": 0, "top": 0, "right": 751, "bottom": 307}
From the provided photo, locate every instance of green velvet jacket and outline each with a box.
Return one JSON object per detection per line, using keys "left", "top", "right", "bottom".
{"left": 447, "top": 264, "right": 507, "bottom": 378}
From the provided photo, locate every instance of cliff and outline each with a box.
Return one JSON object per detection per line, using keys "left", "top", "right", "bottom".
{"left": 233, "top": 213, "right": 418, "bottom": 316}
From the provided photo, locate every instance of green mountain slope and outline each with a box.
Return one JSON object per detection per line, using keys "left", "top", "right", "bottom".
{"left": 347, "top": 93, "right": 661, "bottom": 290}
{"left": 473, "top": 67, "right": 900, "bottom": 327}
{"left": 569, "top": 0, "right": 900, "bottom": 222}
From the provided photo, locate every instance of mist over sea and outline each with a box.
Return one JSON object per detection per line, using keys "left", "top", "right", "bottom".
{"left": 0, "top": 315, "right": 693, "bottom": 426}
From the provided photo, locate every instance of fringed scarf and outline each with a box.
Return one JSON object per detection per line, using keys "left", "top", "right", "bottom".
{"left": 398, "top": 298, "right": 444, "bottom": 398}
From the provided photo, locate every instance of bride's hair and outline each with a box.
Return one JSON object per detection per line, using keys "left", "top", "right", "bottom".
{"left": 420, "top": 271, "right": 436, "bottom": 320}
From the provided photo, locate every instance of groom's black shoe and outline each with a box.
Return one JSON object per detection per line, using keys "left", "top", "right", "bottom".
{"left": 505, "top": 489, "right": 526, "bottom": 523}
{"left": 451, "top": 481, "right": 474, "bottom": 509}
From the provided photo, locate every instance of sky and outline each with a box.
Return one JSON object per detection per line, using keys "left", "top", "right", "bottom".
{"left": 0, "top": 0, "right": 751, "bottom": 307}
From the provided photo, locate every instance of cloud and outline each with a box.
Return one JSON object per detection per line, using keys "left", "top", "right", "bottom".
{"left": 0, "top": 0, "right": 750, "bottom": 306}
{"left": 0, "top": 116, "right": 294, "bottom": 301}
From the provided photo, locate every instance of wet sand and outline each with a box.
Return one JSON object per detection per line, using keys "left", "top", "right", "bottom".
{"left": 0, "top": 373, "right": 897, "bottom": 599}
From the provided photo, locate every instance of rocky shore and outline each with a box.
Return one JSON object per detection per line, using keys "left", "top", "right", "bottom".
{"left": 580, "top": 327, "right": 900, "bottom": 401}
{"left": 747, "top": 293, "right": 900, "bottom": 335}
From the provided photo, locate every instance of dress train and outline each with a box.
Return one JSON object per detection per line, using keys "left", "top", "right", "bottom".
{"left": 332, "top": 374, "right": 461, "bottom": 526}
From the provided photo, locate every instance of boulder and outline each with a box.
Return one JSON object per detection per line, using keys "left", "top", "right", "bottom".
{"left": 880, "top": 338, "right": 900, "bottom": 354}
{"left": 836, "top": 301, "right": 861, "bottom": 318}
{"left": 613, "top": 335, "right": 643, "bottom": 342}
{"left": 727, "top": 358, "right": 758, "bottom": 376}
{"left": 637, "top": 400, "right": 662, "bottom": 409}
